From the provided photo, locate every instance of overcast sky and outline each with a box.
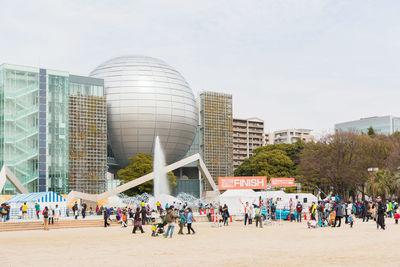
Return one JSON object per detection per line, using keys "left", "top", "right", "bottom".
{"left": 1, "top": 0, "right": 399, "bottom": 135}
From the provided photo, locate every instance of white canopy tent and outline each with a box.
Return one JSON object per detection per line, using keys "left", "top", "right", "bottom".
{"left": 218, "top": 189, "right": 259, "bottom": 215}
{"left": 255, "top": 191, "right": 318, "bottom": 209}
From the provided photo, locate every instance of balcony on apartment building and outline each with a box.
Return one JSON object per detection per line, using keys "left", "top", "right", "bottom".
{"left": 248, "top": 126, "right": 264, "bottom": 132}
{"left": 233, "top": 126, "right": 247, "bottom": 132}
{"left": 233, "top": 146, "right": 248, "bottom": 150}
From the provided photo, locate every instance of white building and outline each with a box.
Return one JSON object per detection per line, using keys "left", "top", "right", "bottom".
{"left": 265, "top": 129, "right": 314, "bottom": 145}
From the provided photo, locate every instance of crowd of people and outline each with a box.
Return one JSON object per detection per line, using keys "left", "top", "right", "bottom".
{"left": 306, "top": 196, "right": 400, "bottom": 230}
{"left": 2, "top": 195, "right": 400, "bottom": 235}
{"left": 101, "top": 200, "right": 197, "bottom": 238}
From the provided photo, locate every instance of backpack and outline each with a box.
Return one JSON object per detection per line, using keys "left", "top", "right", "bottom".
{"left": 317, "top": 204, "right": 324, "bottom": 212}
{"left": 1, "top": 207, "right": 6, "bottom": 214}
{"left": 43, "top": 210, "right": 49, "bottom": 218}
{"left": 297, "top": 205, "right": 302, "bottom": 212}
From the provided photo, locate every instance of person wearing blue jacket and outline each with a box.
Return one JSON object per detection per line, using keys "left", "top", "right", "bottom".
{"left": 186, "top": 208, "right": 196, "bottom": 234}
{"left": 178, "top": 210, "right": 187, "bottom": 235}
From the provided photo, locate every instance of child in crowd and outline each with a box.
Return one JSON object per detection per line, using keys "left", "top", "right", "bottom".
{"left": 151, "top": 218, "right": 158, "bottom": 236}
{"left": 121, "top": 212, "right": 128, "bottom": 228}
{"left": 349, "top": 213, "right": 355, "bottom": 228}
{"left": 213, "top": 211, "right": 221, "bottom": 227}
{"left": 394, "top": 208, "right": 400, "bottom": 224}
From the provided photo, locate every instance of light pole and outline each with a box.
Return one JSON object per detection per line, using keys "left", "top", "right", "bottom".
{"left": 367, "top": 168, "right": 379, "bottom": 200}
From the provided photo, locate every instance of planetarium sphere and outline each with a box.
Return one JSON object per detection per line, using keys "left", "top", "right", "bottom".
{"left": 90, "top": 56, "right": 198, "bottom": 167}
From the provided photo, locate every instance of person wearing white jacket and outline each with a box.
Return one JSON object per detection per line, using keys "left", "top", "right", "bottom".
{"left": 248, "top": 204, "right": 254, "bottom": 225}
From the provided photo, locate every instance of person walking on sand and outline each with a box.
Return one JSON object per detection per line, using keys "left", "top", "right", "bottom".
{"left": 156, "top": 201, "right": 161, "bottom": 213}
{"left": 254, "top": 205, "right": 263, "bottom": 228}
{"left": 346, "top": 201, "right": 353, "bottom": 223}
{"left": 317, "top": 201, "right": 324, "bottom": 225}
{"left": 334, "top": 202, "right": 344, "bottom": 227}
{"left": 35, "top": 202, "right": 40, "bottom": 220}
{"left": 81, "top": 203, "right": 87, "bottom": 219}
{"left": 54, "top": 205, "right": 61, "bottom": 222}
{"left": 178, "top": 209, "right": 187, "bottom": 234}
{"left": 222, "top": 204, "right": 230, "bottom": 226}
{"left": 240, "top": 201, "right": 250, "bottom": 226}
{"left": 72, "top": 202, "right": 79, "bottom": 220}
{"left": 43, "top": 207, "right": 49, "bottom": 230}
{"left": 376, "top": 196, "right": 386, "bottom": 230}
{"left": 296, "top": 202, "right": 303, "bottom": 222}
{"left": 248, "top": 204, "right": 254, "bottom": 225}
{"left": 48, "top": 207, "right": 54, "bottom": 225}
{"left": 164, "top": 207, "right": 178, "bottom": 238}
{"left": 141, "top": 205, "right": 147, "bottom": 225}
{"left": 310, "top": 202, "right": 317, "bottom": 220}
{"left": 186, "top": 208, "right": 196, "bottom": 235}
{"left": 22, "top": 202, "right": 28, "bottom": 220}
{"left": 362, "top": 201, "right": 370, "bottom": 222}
{"left": 132, "top": 207, "right": 144, "bottom": 234}
{"left": 104, "top": 209, "right": 110, "bottom": 227}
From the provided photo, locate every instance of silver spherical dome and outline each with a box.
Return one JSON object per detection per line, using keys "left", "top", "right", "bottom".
{"left": 90, "top": 56, "right": 198, "bottom": 167}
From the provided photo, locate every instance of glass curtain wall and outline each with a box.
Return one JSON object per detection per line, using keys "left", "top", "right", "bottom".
{"left": 0, "top": 64, "right": 39, "bottom": 193}
{"left": 47, "top": 72, "right": 69, "bottom": 194}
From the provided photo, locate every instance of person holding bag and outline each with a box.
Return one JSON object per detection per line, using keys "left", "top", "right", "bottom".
{"left": 42, "top": 207, "right": 49, "bottom": 231}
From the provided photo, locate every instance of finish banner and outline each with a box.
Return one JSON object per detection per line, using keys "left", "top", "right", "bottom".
{"left": 218, "top": 176, "right": 267, "bottom": 190}
{"left": 270, "top": 178, "right": 295, "bottom": 187}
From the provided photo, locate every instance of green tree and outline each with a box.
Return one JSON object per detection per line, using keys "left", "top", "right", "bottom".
{"left": 253, "top": 140, "right": 305, "bottom": 165}
{"left": 117, "top": 152, "right": 177, "bottom": 195}
{"left": 234, "top": 149, "right": 295, "bottom": 179}
{"left": 367, "top": 126, "right": 376, "bottom": 136}
{"left": 366, "top": 169, "right": 400, "bottom": 200}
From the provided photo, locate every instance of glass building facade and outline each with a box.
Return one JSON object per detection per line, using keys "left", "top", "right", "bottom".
{"left": 0, "top": 64, "right": 69, "bottom": 194}
{"left": 335, "top": 116, "right": 400, "bottom": 135}
{"left": 0, "top": 64, "right": 107, "bottom": 194}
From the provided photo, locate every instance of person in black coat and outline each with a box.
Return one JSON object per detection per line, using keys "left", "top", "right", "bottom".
{"left": 72, "top": 202, "right": 79, "bottom": 220}
{"left": 376, "top": 196, "right": 386, "bottom": 230}
{"left": 141, "top": 206, "right": 147, "bottom": 225}
{"left": 334, "top": 202, "right": 344, "bottom": 227}
{"left": 81, "top": 203, "right": 87, "bottom": 219}
{"left": 104, "top": 209, "right": 110, "bottom": 227}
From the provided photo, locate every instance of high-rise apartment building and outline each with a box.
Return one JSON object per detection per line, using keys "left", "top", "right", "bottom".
{"left": 335, "top": 115, "right": 400, "bottom": 135}
{"left": 233, "top": 118, "right": 264, "bottom": 169}
{"left": 265, "top": 129, "right": 314, "bottom": 145}
{"left": 0, "top": 64, "right": 107, "bottom": 194}
{"left": 200, "top": 91, "right": 233, "bottom": 187}
{"left": 68, "top": 75, "right": 107, "bottom": 194}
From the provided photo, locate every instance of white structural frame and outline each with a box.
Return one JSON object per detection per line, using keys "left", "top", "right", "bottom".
{"left": 1, "top": 153, "right": 218, "bottom": 203}
{"left": 0, "top": 166, "right": 29, "bottom": 194}
{"left": 65, "top": 153, "right": 218, "bottom": 204}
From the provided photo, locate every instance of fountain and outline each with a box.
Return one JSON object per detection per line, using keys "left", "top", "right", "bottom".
{"left": 153, "top": 136, "right": 170, "bottom": 206}
{"left": 106, "top": 137, "right": 200, "bottom": 210}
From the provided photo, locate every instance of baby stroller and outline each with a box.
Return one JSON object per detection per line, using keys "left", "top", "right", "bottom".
{"left": 157, "top": 215, "right": 167, "bottom": 234}
{"left": 328, "top": 210, "right": 336, "bottom": 227}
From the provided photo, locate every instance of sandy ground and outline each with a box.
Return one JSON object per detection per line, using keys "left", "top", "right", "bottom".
{"left": 1, "top": 218, "right": 399, "bottom": 267}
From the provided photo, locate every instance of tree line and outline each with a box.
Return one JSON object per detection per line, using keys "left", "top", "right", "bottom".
{"left": 234, "top": 131, "right": 400, "bottom": 201}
